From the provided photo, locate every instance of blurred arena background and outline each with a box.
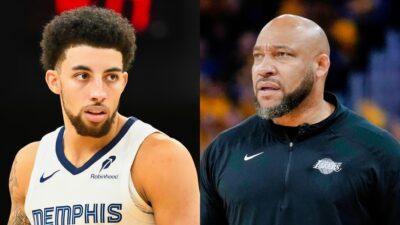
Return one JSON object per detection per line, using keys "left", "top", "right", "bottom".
{"left": 200, "top": 0, "right": 400, "bottom": 155}
{"left": 0, "top": 0, "right": 198, "bottom": 221}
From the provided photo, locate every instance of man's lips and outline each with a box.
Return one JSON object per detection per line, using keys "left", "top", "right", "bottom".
{"left": 256, "top": 81, "right": 281, "bottom": 91}
{"left": 84, "top": 105, "right": 107, "bottom": 115}
{"left": 83, "top": 105, "right": 108, "bottom": 123}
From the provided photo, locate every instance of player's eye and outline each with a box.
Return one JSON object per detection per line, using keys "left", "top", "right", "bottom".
{"left": 75, "top": 73, "right": 89, "bottom": 80}
{"left": 106, "top": 74, "right": 119, "bottom": 81}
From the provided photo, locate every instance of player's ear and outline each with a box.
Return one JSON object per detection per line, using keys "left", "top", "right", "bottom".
{"left": 121, "top": 71, "right": 128, "bottom": 90}
{"left": 45, "top": 69, "right": 61, "bottom": 94}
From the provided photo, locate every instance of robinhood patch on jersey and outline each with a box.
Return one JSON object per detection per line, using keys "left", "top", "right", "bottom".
{"left": 91, "top": 155, "right": 119, "bottom": 179}
{"left": 99, "top": 155, "right": 117, "bottom": 173}
{"left": 313, "top": 158, "right": 342, "bottom": 175}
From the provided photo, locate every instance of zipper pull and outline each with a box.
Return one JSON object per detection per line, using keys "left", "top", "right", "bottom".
{"left": 289, "top": 142, "right": 293, "bottom": 148}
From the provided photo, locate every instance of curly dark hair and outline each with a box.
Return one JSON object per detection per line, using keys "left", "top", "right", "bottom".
{"left": 40, "top": 6, "right": 136, "bottom": 71}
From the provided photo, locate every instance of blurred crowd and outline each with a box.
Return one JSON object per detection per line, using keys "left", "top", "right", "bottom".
{"left": 200, "top": 0, "right": 400, "bottom": 153}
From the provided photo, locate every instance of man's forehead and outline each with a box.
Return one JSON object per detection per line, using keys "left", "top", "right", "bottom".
{"left": 254, "top": 14, "right": 330, "bottom": 55}
{"left": 254, "top": 28, "right": 299, "bottom": 51}
{"left": 256, "top": 24, "right": 299, "bottom": 42}
{"left": 254, "top": 27, "right": 315, "bottom": 53}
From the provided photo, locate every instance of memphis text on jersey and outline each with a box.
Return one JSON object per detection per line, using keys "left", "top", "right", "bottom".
{"left": 31, "top": 203, "right": 122, "bottom": 225}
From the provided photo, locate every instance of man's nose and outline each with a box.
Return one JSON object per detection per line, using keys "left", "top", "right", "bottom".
{"left": 254, "top": 57, "right": 277, "bottom": 77}
{"left": 89, "top": 77, "right": 107, "bottom": 102}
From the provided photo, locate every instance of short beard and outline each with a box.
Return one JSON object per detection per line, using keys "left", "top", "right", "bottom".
{"left": 255, "top": 70, "right": 314, "bottom": 120}
{"left": 61, "top": 94, "right": 118, "bottom": 138}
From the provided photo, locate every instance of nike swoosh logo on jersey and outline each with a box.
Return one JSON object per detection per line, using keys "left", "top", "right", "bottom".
{"left": 244, "top": 152, "right": 264, "bottom": 161}
{"left": 40, "top": 170, "right": 60, "bottom": 183}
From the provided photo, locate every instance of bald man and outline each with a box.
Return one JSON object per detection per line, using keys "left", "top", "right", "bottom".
{"left": 200, "top": 14, "right": 400, "bottom": 225}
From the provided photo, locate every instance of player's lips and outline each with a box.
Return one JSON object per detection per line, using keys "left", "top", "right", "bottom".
{"left": 83, "top": 105, "right": 108, "bottom": 123}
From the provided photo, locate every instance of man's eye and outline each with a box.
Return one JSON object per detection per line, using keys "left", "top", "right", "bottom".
{"left": 76, "top": 73, "right": 88, "bottom": 80}
{"left": 107, "top": 74, "right": 119, "bottom": 81}
{"left": 276, "top": 52, "right": 291, "bottom": 57}
{"left": 253, "top": 53, "right": 263, "bottom": 59}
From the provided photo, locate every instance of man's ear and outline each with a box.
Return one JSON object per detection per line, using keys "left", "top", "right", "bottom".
{"left": 45, "top": 70, "right": 61, "bottom": 94}
{"left": 314, "top": 54, "right": 330, "bottom": 78}
{"left": 121, "top": 71, "right": 128, "bottom": 91}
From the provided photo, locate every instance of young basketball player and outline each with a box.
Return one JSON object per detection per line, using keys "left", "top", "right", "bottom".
{"left": 8, "top": 6, "right": 199, "bottom": 225}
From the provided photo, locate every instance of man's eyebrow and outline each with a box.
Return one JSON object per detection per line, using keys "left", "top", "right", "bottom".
{"left": 272, "top": 45, "right": 293, "bottom": 51}
{"left": 104, "top": 67, "right": 123, "bottom": 73}
{"left": 253, "top": 45, "right": 293, "bottom": 52}
{"left": 253, "top": 46, "right": 263, "bottom": 52}
{"left": 72, "top": 65, "right": 92, "bottom": 71}
{"left": 71, "top": 65, "right": 123, "bottom": 73}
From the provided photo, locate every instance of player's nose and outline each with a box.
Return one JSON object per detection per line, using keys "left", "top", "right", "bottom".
{"left": 89, "top": 77, "right": 107, "bottom": 102}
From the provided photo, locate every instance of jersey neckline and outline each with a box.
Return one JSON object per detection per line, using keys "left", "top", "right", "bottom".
{"left": 55, "top": 117, "right": 137, "bottom": 175}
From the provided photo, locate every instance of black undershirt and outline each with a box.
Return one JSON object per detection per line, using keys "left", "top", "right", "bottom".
{"left": 281, "top": 126, "right": 299, "bottom": 141}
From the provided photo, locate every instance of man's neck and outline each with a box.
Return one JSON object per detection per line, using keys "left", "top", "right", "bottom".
{"left": 272, "top": 95, "right": 335, "bottom": 127}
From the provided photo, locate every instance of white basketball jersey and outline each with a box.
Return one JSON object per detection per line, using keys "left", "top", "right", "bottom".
{"left": 25, "top": 117, "right": 158, "bottom": 225}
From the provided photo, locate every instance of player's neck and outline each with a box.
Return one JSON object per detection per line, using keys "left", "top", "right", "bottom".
{"left": 272, "top": 93, "right": 334, "bottom": 127}
{"left": 63, "top": 114, "right": 128, "bottom": 167}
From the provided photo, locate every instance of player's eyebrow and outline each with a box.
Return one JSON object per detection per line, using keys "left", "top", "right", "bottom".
{"left": 71, "top": 65, "right": 123, "bottom": 73}
{"left": 104, "top": 67, "right": 123, "bottom": 73}
{"left": 72, "top": 65, "right": 92, "bottom": 71}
